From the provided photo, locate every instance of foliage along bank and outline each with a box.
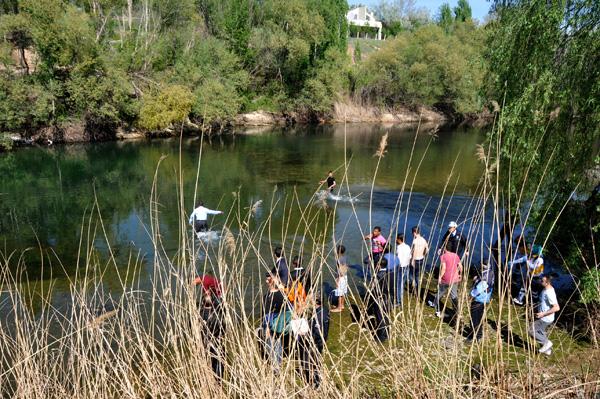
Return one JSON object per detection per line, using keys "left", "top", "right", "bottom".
{"left": 0, "top": 0, "right": 492, "bottom": 145}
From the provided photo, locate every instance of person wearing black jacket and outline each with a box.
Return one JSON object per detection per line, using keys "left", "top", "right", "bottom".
{"left": 292, "top": 256, "right": 313, "bottom": 294}
{"left": 438, "top": 221, "right": 469, "bottom": 258}
{"left": 199, "top": 294, "right": 226, "bottom": 380}
{"left": 298, "top": 295, "right": 330, "bottom": 387}
{"left": 311, "top": 296, "right": 330, "bottom": 352}
{"left": 271, "top": 246, "right": 290, "bottom": 287}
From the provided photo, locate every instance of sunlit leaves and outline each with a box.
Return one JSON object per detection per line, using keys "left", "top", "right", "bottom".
{"left": 356, "top": 23, "right": 486, "bottom": 113}
{"left": 139, "top": 85, "right": 194, "bottom": 130}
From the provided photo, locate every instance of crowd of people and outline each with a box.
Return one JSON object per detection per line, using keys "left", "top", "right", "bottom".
{"left": 187, "top": 185, "right": 562, "bottom": 385}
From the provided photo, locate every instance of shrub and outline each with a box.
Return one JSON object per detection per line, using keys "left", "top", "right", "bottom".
{"left": 297, "top": 49, "right": 350, "bottom": 116}
{"left": 139, "top": 85, "right": 194, "bottom": 131}
{"left": 192, "top": 78, "right": 243, "bottom": 126}
{"left": 356, "top": 22, "right": 485, "bottom": 114}
{"left": 0, "top": 75, "right": 54, "bottom": 133}
{"left": 581, "top": 268, "right": 600, "bottom": 305}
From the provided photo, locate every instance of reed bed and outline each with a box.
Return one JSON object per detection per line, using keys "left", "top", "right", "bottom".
{"left": 0, "top": 121, "right": 598, "bottom": 398}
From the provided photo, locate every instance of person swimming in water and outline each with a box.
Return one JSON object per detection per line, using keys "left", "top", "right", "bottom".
{"left": 189, "top": 201, "right": 223, "bottom": 233}
{"left": 319, "top": 171, "right": 336, "bottom": 193}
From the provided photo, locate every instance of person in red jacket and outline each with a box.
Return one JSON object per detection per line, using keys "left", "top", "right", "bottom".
{"left": 193, "top": 274, "right": 222, "bottom": 298}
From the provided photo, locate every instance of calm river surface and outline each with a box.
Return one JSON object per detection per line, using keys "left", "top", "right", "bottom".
{"left": 0, "top": 124, "right": 488, "bottom": 310}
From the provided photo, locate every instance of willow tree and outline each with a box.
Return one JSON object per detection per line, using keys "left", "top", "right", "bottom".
{"left": 487, "top": 0, "right": 599, "bottom": 268}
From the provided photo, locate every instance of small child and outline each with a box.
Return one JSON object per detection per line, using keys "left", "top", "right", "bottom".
{"left": 332, "top": 245, "right": 349, "bottom": 313}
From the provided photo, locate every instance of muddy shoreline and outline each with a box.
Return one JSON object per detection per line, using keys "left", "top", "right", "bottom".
{"left": 3, "top": 105, "right": 493, "bottom": 149}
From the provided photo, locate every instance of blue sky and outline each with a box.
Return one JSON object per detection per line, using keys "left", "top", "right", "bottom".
{"left": 347, "top": 0, "right": 491, "bottom": 22}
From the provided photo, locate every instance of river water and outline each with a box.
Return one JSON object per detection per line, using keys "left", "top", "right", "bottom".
{"left": 1, "top": 124, "right": 492, "bottom": 310}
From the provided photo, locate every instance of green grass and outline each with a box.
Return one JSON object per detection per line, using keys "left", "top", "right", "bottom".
{"left": 320, "top": 278, "right": 598, "bottom": 395}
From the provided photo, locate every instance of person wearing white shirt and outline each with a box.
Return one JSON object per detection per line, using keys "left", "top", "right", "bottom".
{"left": 528, "top": 274, "right": 560, "bottom": 355}
{"left": 410, "top": 226, "right": 429, "bottom": 295}
{"left": 395, "top": 234, "right": 411, "bottom": 307}
{"left": 189, "top": 201, "right": 223, "bottom": 233}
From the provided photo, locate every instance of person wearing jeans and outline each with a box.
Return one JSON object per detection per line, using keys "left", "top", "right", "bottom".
{"left": 435, "top": 244, "right": 462, "bottom": 320}
{"left": 435, "top": 283, "right": 459, "bottom": 316}
{"left": 528, "top": 274, "right": 560, "bottom": 355}
{"left": 395, "top": 234, "right": 411, "bottom": 306}
{"left": 410, "top": 226, "right": 429, "bottom": 296}
{"left": 188, "top": 201, "right": 223, "bottom": 233}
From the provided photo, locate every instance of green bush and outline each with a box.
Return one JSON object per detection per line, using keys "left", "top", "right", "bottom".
{"left": 192, "top": 78, "right": 243, "bottom": 126}
{"left": 354, "top": 41, "right": 362, "bottom": 62}
{"left": 66, "top": 61, "right": 136, "bottom": 126}
{"left": 581, "top": 268, "right": 600, "bottom": 305}
{"left": 0, "top": 75, "right": 54, "bottom": 133}
{"left": 0, "top": 133, "right": 14, "bottom": 151}
{"left": 139, "top": 85, "right": 194, "bottom": 131}
{"left": 297, "top": 49, "right": 350, "bottom": 116}
{"left": 356, "top": 22, "right": 485, "bottom": 114}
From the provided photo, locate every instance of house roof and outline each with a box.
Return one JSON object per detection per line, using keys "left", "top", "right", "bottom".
{"left": 346, "top": 6, "right": 382, "bottom": 28}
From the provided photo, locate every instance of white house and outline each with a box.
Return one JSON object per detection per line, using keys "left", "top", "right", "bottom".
{"left": 346, "top": 6, "right": 382, "bottom": 40}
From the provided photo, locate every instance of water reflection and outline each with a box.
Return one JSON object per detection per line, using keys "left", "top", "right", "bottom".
{"left": 0, "top": 124, "right": 486, "bottom": 304}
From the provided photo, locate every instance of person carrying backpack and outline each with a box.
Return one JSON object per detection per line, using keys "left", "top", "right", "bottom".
{"left": 262, "top": 273, "right": 291, "bottom": 371}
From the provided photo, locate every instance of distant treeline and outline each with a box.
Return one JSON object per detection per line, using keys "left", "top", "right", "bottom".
{"left": 0, "top": 0, "right": 493, "bottom": 136}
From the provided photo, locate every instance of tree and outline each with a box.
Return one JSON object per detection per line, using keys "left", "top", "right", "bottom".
{"left": 356, "top": 23, "right": 485, "bottom": 114}
{"left": 453, "top": 0, "right": 472, "bottom": 22}
{"left": 17, "top": 0, "right": 98, "bottom": 73}
{"left": 0, "top": 14, "right": 33, "bottom": 73}
{"left": 437, "top": 3, "right": 453, "bottom": 32}
{"left": 192, "top": 79, "right": 244, "bottom": 127}
{"left": 487, "top": 0, "right": 600, "bottom": 268}
{"left": 66, "top": 61, "right": 136, "bottom": 137}
{"left": 374, "top": 0, "right": 429, "bottom": 34}
{"left": 0, "top": 76, "right": 54, "bottom": 133}
{"left": 247, "top": 0, "right": 327, "bottom": 96}
{"left": 354, "top": 40, "right": 362, "bottom": 63}
{"left": 374, "top": 0, "right": 417, "bottom": 23}
{"left": 298, "top": 48, "right": 350, "bottom": 116}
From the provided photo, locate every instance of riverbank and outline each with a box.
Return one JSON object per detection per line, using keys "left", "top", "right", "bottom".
{"left": 1, "top": 102, "right": 494, "bottom": 151}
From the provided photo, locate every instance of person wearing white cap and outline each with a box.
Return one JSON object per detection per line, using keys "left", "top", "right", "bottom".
{"left": 438, "top": 221, "right": 468, "bottom": 258}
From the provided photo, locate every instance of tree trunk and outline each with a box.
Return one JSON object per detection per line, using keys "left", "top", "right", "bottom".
{"left": 19, "top": 47, "right": 29, "bottom": 75}
{"left": 127, "top": 0, "right": 133, "bottom": 30}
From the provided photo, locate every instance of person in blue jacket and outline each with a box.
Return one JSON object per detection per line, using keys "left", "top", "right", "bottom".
{"left": 467, "top": 261, "right": 495, "bottom": 342}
